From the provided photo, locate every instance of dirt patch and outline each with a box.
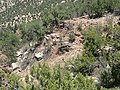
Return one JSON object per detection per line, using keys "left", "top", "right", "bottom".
{"left": 65, "top": 14, "right": 120, "bottom": 29}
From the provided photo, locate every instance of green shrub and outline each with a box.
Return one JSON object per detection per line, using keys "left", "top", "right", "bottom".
{"left": 69, "top": 32, "right": 75, "bottom": 43}
{"left": 100, "top": 69, "right": 113, "bottom": 88}
{"left": 0, "top": 31, "right": 19, "bottom": 65}
{"left": 77, "top": 24, "right": 82, "bottom": 32}
{"left": 112, "top": 62, "right": 120, "bottom": 83}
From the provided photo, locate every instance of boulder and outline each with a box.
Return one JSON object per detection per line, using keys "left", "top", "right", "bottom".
{"left": 23, "top": 51, "right": 28, "bottom": 55}
{"left": 56, "top": 35, "right": 60, "bottom": 38}
{"left": 45, "top": 36, "right": 49, "bottom": 40}
{"left": 75, "top": 32, "right": 81, "bottom": 36}
{"left": 12, "top": 62, "right": 19, "bottom": 70}
{"left": 35, "top": 52, "right": 44, "bottom": 59}
{"left": 61, "top": 1, "right": 65, "bottom": 3}
{"left": 16, "top": 51, "right": 22, "bottom": 57}
{"left": 104, "top": 46, "right": 113, "bottom": 51}
{"left": 50, "top": 33, "right": 56, "bottom": 39}
{"left": 87, "top": 76, "right": 100, "bottom": 84}
{"left": 64, "top": 42, "right": 69, "bottom": 45}
{"left": 52, "top": 39, "right": 57, "bottom": 45}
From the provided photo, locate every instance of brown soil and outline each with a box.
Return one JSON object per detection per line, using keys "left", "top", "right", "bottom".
{"left": 41, "top": 25, "right": 83, "bottom": 69}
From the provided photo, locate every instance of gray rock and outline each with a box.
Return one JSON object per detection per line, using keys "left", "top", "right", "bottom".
{"left": 35, "top": 52, "right": 44, "bottom": 59}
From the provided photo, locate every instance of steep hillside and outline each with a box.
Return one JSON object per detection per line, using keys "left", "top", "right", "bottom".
{"left": 0, "top": 15, "right": 120, "bottom": 90}
{"left": 0, "top": 0, "right": 120, "bottom": 90}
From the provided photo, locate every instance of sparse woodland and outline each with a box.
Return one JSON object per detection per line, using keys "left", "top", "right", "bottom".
{"left": 0, "top": 0, "right": 120, "bottom": 90}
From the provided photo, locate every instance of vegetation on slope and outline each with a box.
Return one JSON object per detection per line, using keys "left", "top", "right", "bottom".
{"left": 0, "top": 0, "right": 120, "bottom": 24}
{"left": 0, "top": 0, "right": 120, "bottom": 90}
{"left": 0, "top": 25, "right": 120, "bottom": 89}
